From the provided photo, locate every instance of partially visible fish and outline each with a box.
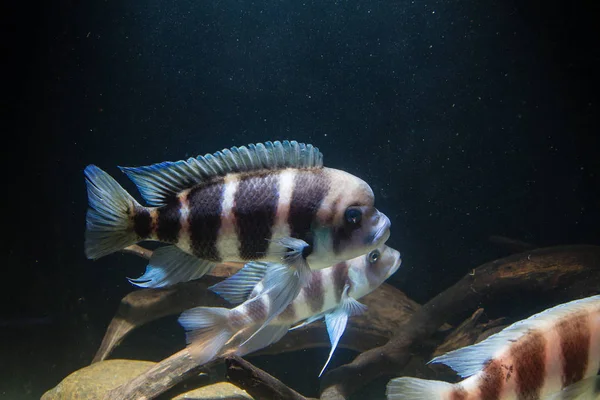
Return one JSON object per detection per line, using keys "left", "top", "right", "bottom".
{"left": 387, "top": 295, "right": 600, "bottom": 400}
{"left": 84, "top": 140, "right": 391, "bottom": 328}
{"left": 178, "top": 245, "right": 402, "bottom": 376}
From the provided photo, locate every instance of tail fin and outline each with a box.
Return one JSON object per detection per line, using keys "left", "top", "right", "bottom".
{"left": 386, "top": 377, "right": 454, "bottom": 400}
{"left": 178, "top": 307, "right": 234, "bottom": 365}
{"left": 84, "top": 165, "right": 142, "bottom": 259}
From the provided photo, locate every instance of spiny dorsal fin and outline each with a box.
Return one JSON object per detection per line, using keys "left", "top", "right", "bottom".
{"left": 430, "top": 295, "right": 600, "bottom": 378}
{"left": 120, "top": 140, "right": 323, "bottom": 206}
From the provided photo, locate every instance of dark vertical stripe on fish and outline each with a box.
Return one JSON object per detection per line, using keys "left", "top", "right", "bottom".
{"left": 156, "top": 200, "right": 181, "bottom": 243}
{"left": 512, "top": 331, "right": 546, "bottom": 400}
{"left": 331, "top": 261, "right": 349, "bottom": 303}
{"left": 288, "top": 170, "right": 329, "bottom": 243}
{"left": 132, "top": 206, "right": 152, "bottom": 239}
{"left": 557, "top": 313, "right": 590, "bottom": 387}
{"left": 229, "top": 309, "right": 248, "bottom": 330}
{"left": 305, "top": 272, "right": 324, "bottom": 312}
{"left": 246, "top": 296, "right": 269, "bottom": 322}
{"left": 450, "top": 387, "right": 468, "bottom": 400}
{"left": 188, "top": 180, "right": 224, "bottom": 261}
{"left": 234, "top": 173, "right": 279, "bottom": 260}
{"left": 479, "top": 359, "right": 503, "bottom": 400}
{"left": 279, "top": 302, "right": 296, "bottom": 322}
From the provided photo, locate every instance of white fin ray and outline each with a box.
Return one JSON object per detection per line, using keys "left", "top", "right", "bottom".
{"left": 120, "top": 141, "right": 323, "bottom": 206}
{"left": 236, "top": 324, "right": 291, "bottom": 356}
{"left": 430, "top": 295, "right": 600, "bottom": 378}
{"left": 319, "top": 285, "right": 367, "bottom": 377}
{"left": 386, "top": 377, "right": 453, "bottom": 400}
{"left": 84, "top": 165, "right": 141, "bottom": 259}
{"left": 128, "top": 245, "right": 217, "bottom": 288}
{"left": 239, "top": 238, "right": 312, "bottom": 347}
{"left": 209, "top": 261, "right": 270, "bottom": 304}
{"left": 178, "top": 307, "right": 232, "bottom": 364}
{"left": 289, "top": 312, "right": 326, "bottom": 331}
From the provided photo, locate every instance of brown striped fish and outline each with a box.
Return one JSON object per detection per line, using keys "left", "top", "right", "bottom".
{"left": 387, "top": 295, "right": 600, "bottom": 400}
{"left": 84, "top": 141, "right": 391, "bottom": 328}
{"left": 179, "top": 245, "right": 402, "bottom": 376}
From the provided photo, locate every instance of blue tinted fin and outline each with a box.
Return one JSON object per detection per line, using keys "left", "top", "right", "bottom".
{"left": 386, "top": 377, "right": 453, "bottom": 400}
{"left": 178, "top": 307, "right": 233, "bottom": 364}
{"left": 289, "top": 312, "right": 326, "bottom": 331}
{"left": 119, "top": 141, "right": 324, "bottom": 206}
{"left": 128, "top": 245, "right": 217, "bottom": 288}
{"left": 84, "top": 165, "right": 141, "bottom": 260}
{"left": 319, "top": 285, "right": 367, "bottom": 377}
{"left": 240, "top": 237, "right": 312, "bottom": 347}
{"left": 236, "top": 324, "right": 291, "bottom": 357}
{"left": 209, "top": 261, "right": 270, "bottom": 304}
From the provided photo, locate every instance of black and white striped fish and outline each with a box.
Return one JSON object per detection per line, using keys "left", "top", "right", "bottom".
{"left": 387, "top": 295, "right": 600, "bottom": 400}
{"left": 179, "top": 245, "right": 402, "bottom": 376}
{"left": 84, "top": 140, "right": 391, "bottom": 329}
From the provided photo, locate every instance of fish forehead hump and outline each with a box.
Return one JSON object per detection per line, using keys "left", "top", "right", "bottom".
{"left": 315, "top": 168, "right": 375, "bottom": 225}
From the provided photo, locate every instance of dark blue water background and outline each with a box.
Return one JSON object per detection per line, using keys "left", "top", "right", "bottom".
{"left": 4, "top": 0, "right": 598, "bottom": 398}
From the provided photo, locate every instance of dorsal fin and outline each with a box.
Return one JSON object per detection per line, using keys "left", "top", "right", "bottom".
{"left": 430, "top": 295, "right": 600, "bottom": 378}
{"left": 120, "top": 140, "right": 323, "bottom": 206}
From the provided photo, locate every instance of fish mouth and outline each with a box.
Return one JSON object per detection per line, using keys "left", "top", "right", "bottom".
{"left": 386, "top": 251, "right": 402, "bottom": 280}
{"left": 369, "top": 213, "right": 391, "bottom": 246}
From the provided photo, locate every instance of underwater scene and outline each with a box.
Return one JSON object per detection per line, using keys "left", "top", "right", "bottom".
{"left": 4, "top": 1, "right": 599, "bottom": 399}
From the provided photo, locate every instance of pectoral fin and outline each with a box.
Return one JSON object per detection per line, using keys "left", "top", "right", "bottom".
{"left": 209, "top": 261, "right": 270, "bottom": 304}
{"left": 128, "top": 245, "right": 217, "bottom": 288}
{"left": 319, "top": 285, "right": 367, "bottom": 377}
{"left": 240, "top": 237, "right": 311, "bottom": 347}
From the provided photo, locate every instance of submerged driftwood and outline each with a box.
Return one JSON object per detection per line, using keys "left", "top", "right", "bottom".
{"left": 95, "top": 244, "right": 600, "bottom": 400}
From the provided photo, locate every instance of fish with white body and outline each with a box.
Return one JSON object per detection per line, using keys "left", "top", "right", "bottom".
{"left": 84, "top": 140, "right": 391, "bottom": 329}
{"left": 387, "top": 295, "right": 600, "bottom": 400}
{"left": 179, "top": 245, "right": 402, "bottom": 376}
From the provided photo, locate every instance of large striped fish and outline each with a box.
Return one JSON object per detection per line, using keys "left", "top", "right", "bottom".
{"left": 84, "top": 140, "right": 391, "bottom": 329}
{"left": 179, "top": 245, "right": 402, "bottom": 376}
{"left": 387, "top": 295, "right": 600, "bottom": 400}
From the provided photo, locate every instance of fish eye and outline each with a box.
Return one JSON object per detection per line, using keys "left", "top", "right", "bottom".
{"left": 344, "top": 208, "right": 362, "bottom": 225}
{"left": 368, "top": 249, "right": 380, "bottom": 264}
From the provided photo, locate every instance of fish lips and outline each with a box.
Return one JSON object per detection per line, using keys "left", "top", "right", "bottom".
{"left": 385, "top": 250, "right": 402, "bottom": 280}
{"left": 365, "top": 212, "right": 391, "bottom": 247}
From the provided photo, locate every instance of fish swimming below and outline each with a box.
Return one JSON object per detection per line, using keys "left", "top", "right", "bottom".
{"left": 387, "top": 294, "right": 600, "bottom": 400}
{"left": 178, "top": 245, "right": 402, "bottom": 377}
{"left": 84, "top": 140, "right": 391, "bottom": 332}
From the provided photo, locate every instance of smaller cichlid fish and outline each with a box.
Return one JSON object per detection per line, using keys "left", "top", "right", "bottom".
{"left": 387, "top": 295, "right": 600, "bottom": 400}
{"left": 179, "top": 245, "right": 402, "bottom": 376}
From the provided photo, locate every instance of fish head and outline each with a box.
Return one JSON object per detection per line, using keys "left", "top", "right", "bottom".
{"left": 310, "top": 169, "right": 390, "bottom": 265}
{"left": 347, "top": 245, "right": 402, "bottom": 299}
{"left": 364, "top": 245, "right": 402, "bottom": 283}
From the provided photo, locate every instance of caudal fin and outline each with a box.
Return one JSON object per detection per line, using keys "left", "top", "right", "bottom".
{"left": 84, "top": 165, "right": 141, "bottom": 259}
{"left": 178, "top": 307, "right": 234, "bottom": 365}
{"left": 386, "top": 377, "right": 454, "bottom": 400}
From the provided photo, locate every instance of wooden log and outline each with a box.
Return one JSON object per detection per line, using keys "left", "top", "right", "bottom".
{"left": 431, "top": 308, "right": 505, "bottom": 358}
{"left": 319, "top": 245, "right": 600, "bottom": 400}
{"left": 92, "top": 250, "right": 244, "bottom": 363}
{"left": 103, "top": 349, "right": 217, "bottom": 400}
{"left": 92, "top": 277, "right": 228, "bottom": 363}
{"left": 226, "top": 356, "right": 316, "bottom": 400}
